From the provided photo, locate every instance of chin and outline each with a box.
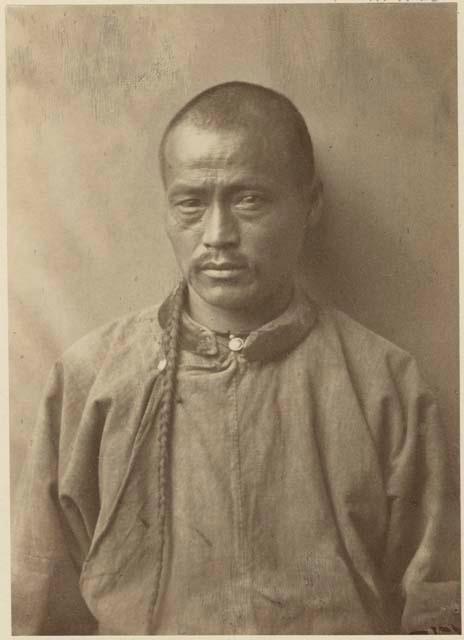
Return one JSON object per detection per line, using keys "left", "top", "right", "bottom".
{"left": 193, "top": 280, "right": 258, "bottom": 311}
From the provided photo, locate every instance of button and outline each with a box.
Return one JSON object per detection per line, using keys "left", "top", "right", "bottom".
{"left": 157, "top": 358, "right": 167, "bottom": 372}
{"left": 228, "top": 336, "right": 245, "bottom": 352}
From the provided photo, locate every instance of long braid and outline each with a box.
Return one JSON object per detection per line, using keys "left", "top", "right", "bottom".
{"left": 148, "top": 279, "right": 186, "bottom": 630}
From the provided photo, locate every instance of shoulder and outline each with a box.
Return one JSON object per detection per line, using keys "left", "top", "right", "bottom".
{"left": 58, "top": 304, "right": 164, "bottom": 389}
{"left": 312, "top": 303, "right": 426, "bottom": 394}
{"left": 317, "top": 304, "right": 409, "bottom": 358}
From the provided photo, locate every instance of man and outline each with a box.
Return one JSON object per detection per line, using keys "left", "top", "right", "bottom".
{"left": 12, "top": 82, "right": 460, "bottom": 634}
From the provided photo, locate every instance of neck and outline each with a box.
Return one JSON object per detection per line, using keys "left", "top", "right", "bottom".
{"left": 186, "top": 285, "right": 294, "bottom": 334}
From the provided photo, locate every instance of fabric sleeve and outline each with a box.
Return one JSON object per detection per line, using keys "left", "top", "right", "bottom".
{"left": 382, "top": 357, "right": 460, "bottom": 633}
{"left": 11, "top": 362, "right": 97, "bottom": 635}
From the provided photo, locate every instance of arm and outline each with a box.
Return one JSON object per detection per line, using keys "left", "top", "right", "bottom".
{"left": 382, "top": 358, "right": 460, "bottom": 633}
{"left": 11, "top": 362, "right": 97, "bottom": 635}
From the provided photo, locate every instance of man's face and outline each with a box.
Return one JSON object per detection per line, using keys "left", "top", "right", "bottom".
{"left": 162, "top": 122, "right": 311, "bottom": 313}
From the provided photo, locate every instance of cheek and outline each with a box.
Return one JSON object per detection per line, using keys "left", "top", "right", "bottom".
{"left": 244, "top": 219, "right": 305, "bottom": 269}
{"left": 166, "top": 221, "right": 202, "bottom": 267}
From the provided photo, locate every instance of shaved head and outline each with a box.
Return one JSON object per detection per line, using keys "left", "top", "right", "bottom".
{"left": 159, "top": 81, "right": 315, "bottom": 191}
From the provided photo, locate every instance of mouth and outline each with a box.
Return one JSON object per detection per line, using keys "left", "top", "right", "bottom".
{"left": 199, "top": 262, "right": 248, "bottom": 279}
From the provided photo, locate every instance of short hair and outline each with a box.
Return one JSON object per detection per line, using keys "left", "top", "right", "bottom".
{"left": 159, "top": 81, "right": 315, "bottom": 189}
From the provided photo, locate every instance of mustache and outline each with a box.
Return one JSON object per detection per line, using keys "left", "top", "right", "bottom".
{"left": 194, "top": 254, "right": 250, "bottom": 271}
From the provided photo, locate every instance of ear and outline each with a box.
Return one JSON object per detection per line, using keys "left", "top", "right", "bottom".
{"left": 305, "top": 177, "right": 323, "bottom": 229}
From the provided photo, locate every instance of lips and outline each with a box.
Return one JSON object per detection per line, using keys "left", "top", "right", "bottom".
{"left": 200, "top": 262, "right": 246, "bottom": 271}
{"left": 198, "top": 260, "right": 248, "bottom": 280}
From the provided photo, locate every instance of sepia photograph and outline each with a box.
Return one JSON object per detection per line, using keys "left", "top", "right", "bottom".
{"left": 6, "top": 3, "right": 460, "bottom": 635}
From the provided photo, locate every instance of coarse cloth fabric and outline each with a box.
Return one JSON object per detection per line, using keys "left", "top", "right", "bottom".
{"left": 11, "top": 287, "right": 460, "bottom": 634}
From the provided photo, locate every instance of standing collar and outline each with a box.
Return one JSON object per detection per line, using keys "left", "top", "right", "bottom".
{"left": 157, "top": 285, "right": 318, "bottom": 362}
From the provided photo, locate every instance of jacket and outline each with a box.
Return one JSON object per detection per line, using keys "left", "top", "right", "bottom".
{"left": 11, "top": 288, "right": 460, "bottom": 634}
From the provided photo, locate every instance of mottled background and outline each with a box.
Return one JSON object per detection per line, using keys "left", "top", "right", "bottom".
{"left": 7, "top": 4, "right": 458, "bottom": 502}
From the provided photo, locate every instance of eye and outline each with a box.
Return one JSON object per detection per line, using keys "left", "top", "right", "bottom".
{"left": 171, "top": 197, "right": 206, "bottom": 221}
{"left": 176, "top": 198, "right": 204, "bottom": 212}
{"left": 234, "top": 193, "right": 267, "bottom": 211}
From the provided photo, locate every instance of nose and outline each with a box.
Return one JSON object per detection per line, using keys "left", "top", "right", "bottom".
{"left": 202, "top": 200, "right": 239, "bottom": 249}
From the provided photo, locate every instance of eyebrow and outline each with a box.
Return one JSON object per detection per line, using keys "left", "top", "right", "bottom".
{"left": 167, "top": 179, "right": 274, "bottom": 196}
{"left": 168, "top": 183, "right": 209, "bottom": 196}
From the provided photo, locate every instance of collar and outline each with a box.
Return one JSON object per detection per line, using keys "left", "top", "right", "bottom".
{"left": 157, "top": 285, "right": 318, "bottom": 362}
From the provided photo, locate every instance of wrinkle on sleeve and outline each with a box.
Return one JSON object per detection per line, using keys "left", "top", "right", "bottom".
{"left": 11, "top": 362, "right": 97, "bottom": 635}
{"left": 382, "top": 357, "right": 460, "bottom": 633}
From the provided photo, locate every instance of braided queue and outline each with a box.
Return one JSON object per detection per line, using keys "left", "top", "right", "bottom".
{"left": 148, "top": 280, "right": 187, "bottom": 631}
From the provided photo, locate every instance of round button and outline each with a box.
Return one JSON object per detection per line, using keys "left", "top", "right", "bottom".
{"left": 228, "top": 336, "right": 245, "bottom": 352}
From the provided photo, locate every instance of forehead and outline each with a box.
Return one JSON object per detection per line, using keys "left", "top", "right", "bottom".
{"left": 163, "top": 122, "right": 295, "bottom": 178}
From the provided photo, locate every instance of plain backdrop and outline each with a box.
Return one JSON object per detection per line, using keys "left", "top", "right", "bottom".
{"left": 7, "top": 4, "right": 458, "bottom": 503}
